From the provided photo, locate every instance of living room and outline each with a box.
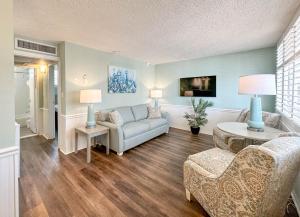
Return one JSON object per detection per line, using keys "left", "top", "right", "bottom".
{"left": 1, "top": 0, "right": 300, "bottom": 217}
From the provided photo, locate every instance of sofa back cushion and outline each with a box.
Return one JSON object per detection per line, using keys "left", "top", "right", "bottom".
{"left": 131, "top": 104, "right": 148, "bottom": 121}
{"left": 109, "top": 111, "right": 124, "bottom": 126}
{"left": 114, "top": 106, "right": 135, "bottom": 124}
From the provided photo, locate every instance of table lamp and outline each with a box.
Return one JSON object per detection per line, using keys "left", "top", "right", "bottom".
{"left": 150, "top": 89, "right": 162, "bottom": 111}
{"left": 80, "top": 89, "right": 102, "bottom": 128}
{"left": 238, "top": 74, "right": 276, "bottom": 132}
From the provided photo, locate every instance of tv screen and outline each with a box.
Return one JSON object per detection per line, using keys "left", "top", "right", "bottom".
{"left": 180, "top": 76, "right": 216, "bottom": 97}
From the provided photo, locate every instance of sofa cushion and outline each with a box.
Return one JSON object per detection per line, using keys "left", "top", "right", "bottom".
{"left": 140, "top": 118, "right": 168, "bottom": 130}
{"left": 131, "top": 104, "right": 148, "bottom": 121}
{"left": 109, "top": 111, "right": 124, "bottom": 126}
{"left": 147, "top": 106, "right": 162, "bottom": 119}
{"left": 114, "top": 106, "right": 135, "bottom": 124}
{"left": 123, "top": 122, "right": 150, "bottom": 139}
{"left": 188, "top": 148, "right": 235, "bottom": 177}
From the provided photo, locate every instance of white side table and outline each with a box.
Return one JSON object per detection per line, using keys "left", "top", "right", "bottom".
{"left": 75, "top": 125, "right": 109, "bottom": 163}
{"left": 217, "top": 122, "right": 285, "bottom": 144}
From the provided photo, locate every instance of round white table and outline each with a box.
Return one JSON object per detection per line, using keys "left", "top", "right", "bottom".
{"left": 217, "top": 122, "right": 285, "bottom": 142}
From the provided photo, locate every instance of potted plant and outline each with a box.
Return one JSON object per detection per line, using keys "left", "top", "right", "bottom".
{"left": 184, "top": 98, "right": 213, "bottom": 135}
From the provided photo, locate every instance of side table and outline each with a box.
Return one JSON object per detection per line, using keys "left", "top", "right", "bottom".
{"left": 75, "top": 125, "right": 109, "bottom": 163}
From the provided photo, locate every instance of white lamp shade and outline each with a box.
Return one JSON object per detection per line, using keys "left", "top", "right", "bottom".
{"left": 80, "top": 89, "right": 102, "bottom": 104}
{"left": 238, "top": 74, "right": 276, "bottom": 95}
{"left": 150, "top": 89, "right": 162, "bottom": 98}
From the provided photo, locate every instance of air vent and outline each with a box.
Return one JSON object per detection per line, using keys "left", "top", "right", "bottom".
{"left": 15, "top": 38, "right": 57, "bottom": 56}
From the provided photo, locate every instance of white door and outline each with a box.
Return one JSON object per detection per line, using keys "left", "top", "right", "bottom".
{"left": 28, "top": 68, "right": 37, "bottom": 133}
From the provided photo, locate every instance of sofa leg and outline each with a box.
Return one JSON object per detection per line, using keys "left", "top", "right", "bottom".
{"left": 185, "top": 189, "right": 191, "bottom": 201}
{"left": 117, "top": 152, "right": 123, "bottom": 156}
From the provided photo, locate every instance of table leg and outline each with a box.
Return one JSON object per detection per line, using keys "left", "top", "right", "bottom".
{"left": 87, "top": 137, "right": 91, "bottom": 163}
{"left": 75, "top": 132, "right": 78, "bottom": 153}
{"left": 106, "top": 132, "right": 110, "bottom": 155}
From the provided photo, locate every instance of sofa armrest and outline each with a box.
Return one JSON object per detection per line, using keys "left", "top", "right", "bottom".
{"left": 278, "top": 132, "right": 300, "bottom": 137}
{"left": 97, "top": 121, "right": 124, "bottom": 153}
{"left": 161, "top": 111, "right": 168, "bottom": 120}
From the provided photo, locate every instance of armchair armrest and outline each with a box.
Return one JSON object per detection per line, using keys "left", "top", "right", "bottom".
{"left": 184, "top": 160, "right": 218, "bottom": 191}
{"left": 97, "top": 121, "right": 124, "bottom": 153}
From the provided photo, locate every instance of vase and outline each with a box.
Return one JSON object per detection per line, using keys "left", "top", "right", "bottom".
{"left": 191, "top": 127, "right": 200, "bottom": 135}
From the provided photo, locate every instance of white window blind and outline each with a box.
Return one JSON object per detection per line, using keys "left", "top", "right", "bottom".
{"left": 276, "top": 15, "right": 300, "bottom": 124}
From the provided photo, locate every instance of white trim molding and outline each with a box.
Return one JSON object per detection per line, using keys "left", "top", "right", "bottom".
{"left": 0, "top": 146, "right": 19, "bottom": 217}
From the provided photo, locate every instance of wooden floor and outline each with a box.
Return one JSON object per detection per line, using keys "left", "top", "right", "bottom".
{"left": 19, "top": 128, "right": 298, "bottom": 217}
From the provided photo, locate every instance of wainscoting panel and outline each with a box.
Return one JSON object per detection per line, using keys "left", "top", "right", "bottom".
{"left": 0, "top": 146, "right": 19, "bottom": 217}
{"left": 161, "top": 104, "right": 241, "bottom": 135}
{"left": 59, "top": 104, "right": 241, "bottom": 154}
{"left": 59, "top": 113, "right": 88, "bottom": 154}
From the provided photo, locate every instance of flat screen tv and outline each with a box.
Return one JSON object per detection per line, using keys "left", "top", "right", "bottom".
{"left": 180, "top": 76, "right": 216, "bottom": 97}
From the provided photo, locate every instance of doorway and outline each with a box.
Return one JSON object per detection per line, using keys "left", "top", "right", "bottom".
{"left": 14, "top": 66, "right": 37, "bottom": 139}
{"left": 14, "top": 56, "right": 60, "bottom": 142}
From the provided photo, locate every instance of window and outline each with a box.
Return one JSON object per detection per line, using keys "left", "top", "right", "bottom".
{"left": 276, "top": 16, "right": 300, "bottom": 124}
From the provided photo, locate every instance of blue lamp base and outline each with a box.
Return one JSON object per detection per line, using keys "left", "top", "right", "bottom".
{"left": 247, "top": 96, "right": 264, "bottom": 132}
{"left": 86, "top": 104, "right": 96, "bottom": 129}
{"left": 154, "top": 98, "right": 159, "bottom": 111}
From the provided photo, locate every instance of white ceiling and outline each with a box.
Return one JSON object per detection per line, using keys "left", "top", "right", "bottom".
{"left": 14, "top": 0, "right": 300, "bottom": 64}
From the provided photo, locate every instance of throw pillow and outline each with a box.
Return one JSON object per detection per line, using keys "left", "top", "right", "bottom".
{"left": 109, "top": 111, "right": 124, "bottom": 126}
{"left": 148, "top": 106, "right": 162, "bottom": 119}
{"left": 97, "top": 111, "right": 109, "bottom": 122}
{"left": 236, "top": 108, "right": 249, "bottom": 122}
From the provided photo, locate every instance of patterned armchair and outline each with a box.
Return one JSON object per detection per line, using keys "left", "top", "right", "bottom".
{"left": 184, "top": 136, "right": 300, "bottom": 217}
{"left": 213, "top": 109, "right": 281, "bottom": 153}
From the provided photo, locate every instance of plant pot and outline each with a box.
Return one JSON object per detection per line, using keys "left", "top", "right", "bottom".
{"left": 190, "top": 127, "right": 200, "bottom": 135}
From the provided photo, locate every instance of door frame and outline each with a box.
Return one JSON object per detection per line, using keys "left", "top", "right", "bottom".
{"left": 14, "top": 50, "right": 61, "bottom": 144}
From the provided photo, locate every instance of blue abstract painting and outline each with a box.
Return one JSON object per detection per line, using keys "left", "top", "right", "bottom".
{"left": 108, "top": 66, "right": 137, "bottom": 93}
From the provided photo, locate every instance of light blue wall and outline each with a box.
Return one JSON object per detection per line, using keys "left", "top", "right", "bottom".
{"left": 0, "top": 0, "right": 15, "bottom": 148}
{"left": 155, "top": 47, "right": 276, "bottom": 112}
{"left": 60, "top": 42, "right": 156, "bottom": 115}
